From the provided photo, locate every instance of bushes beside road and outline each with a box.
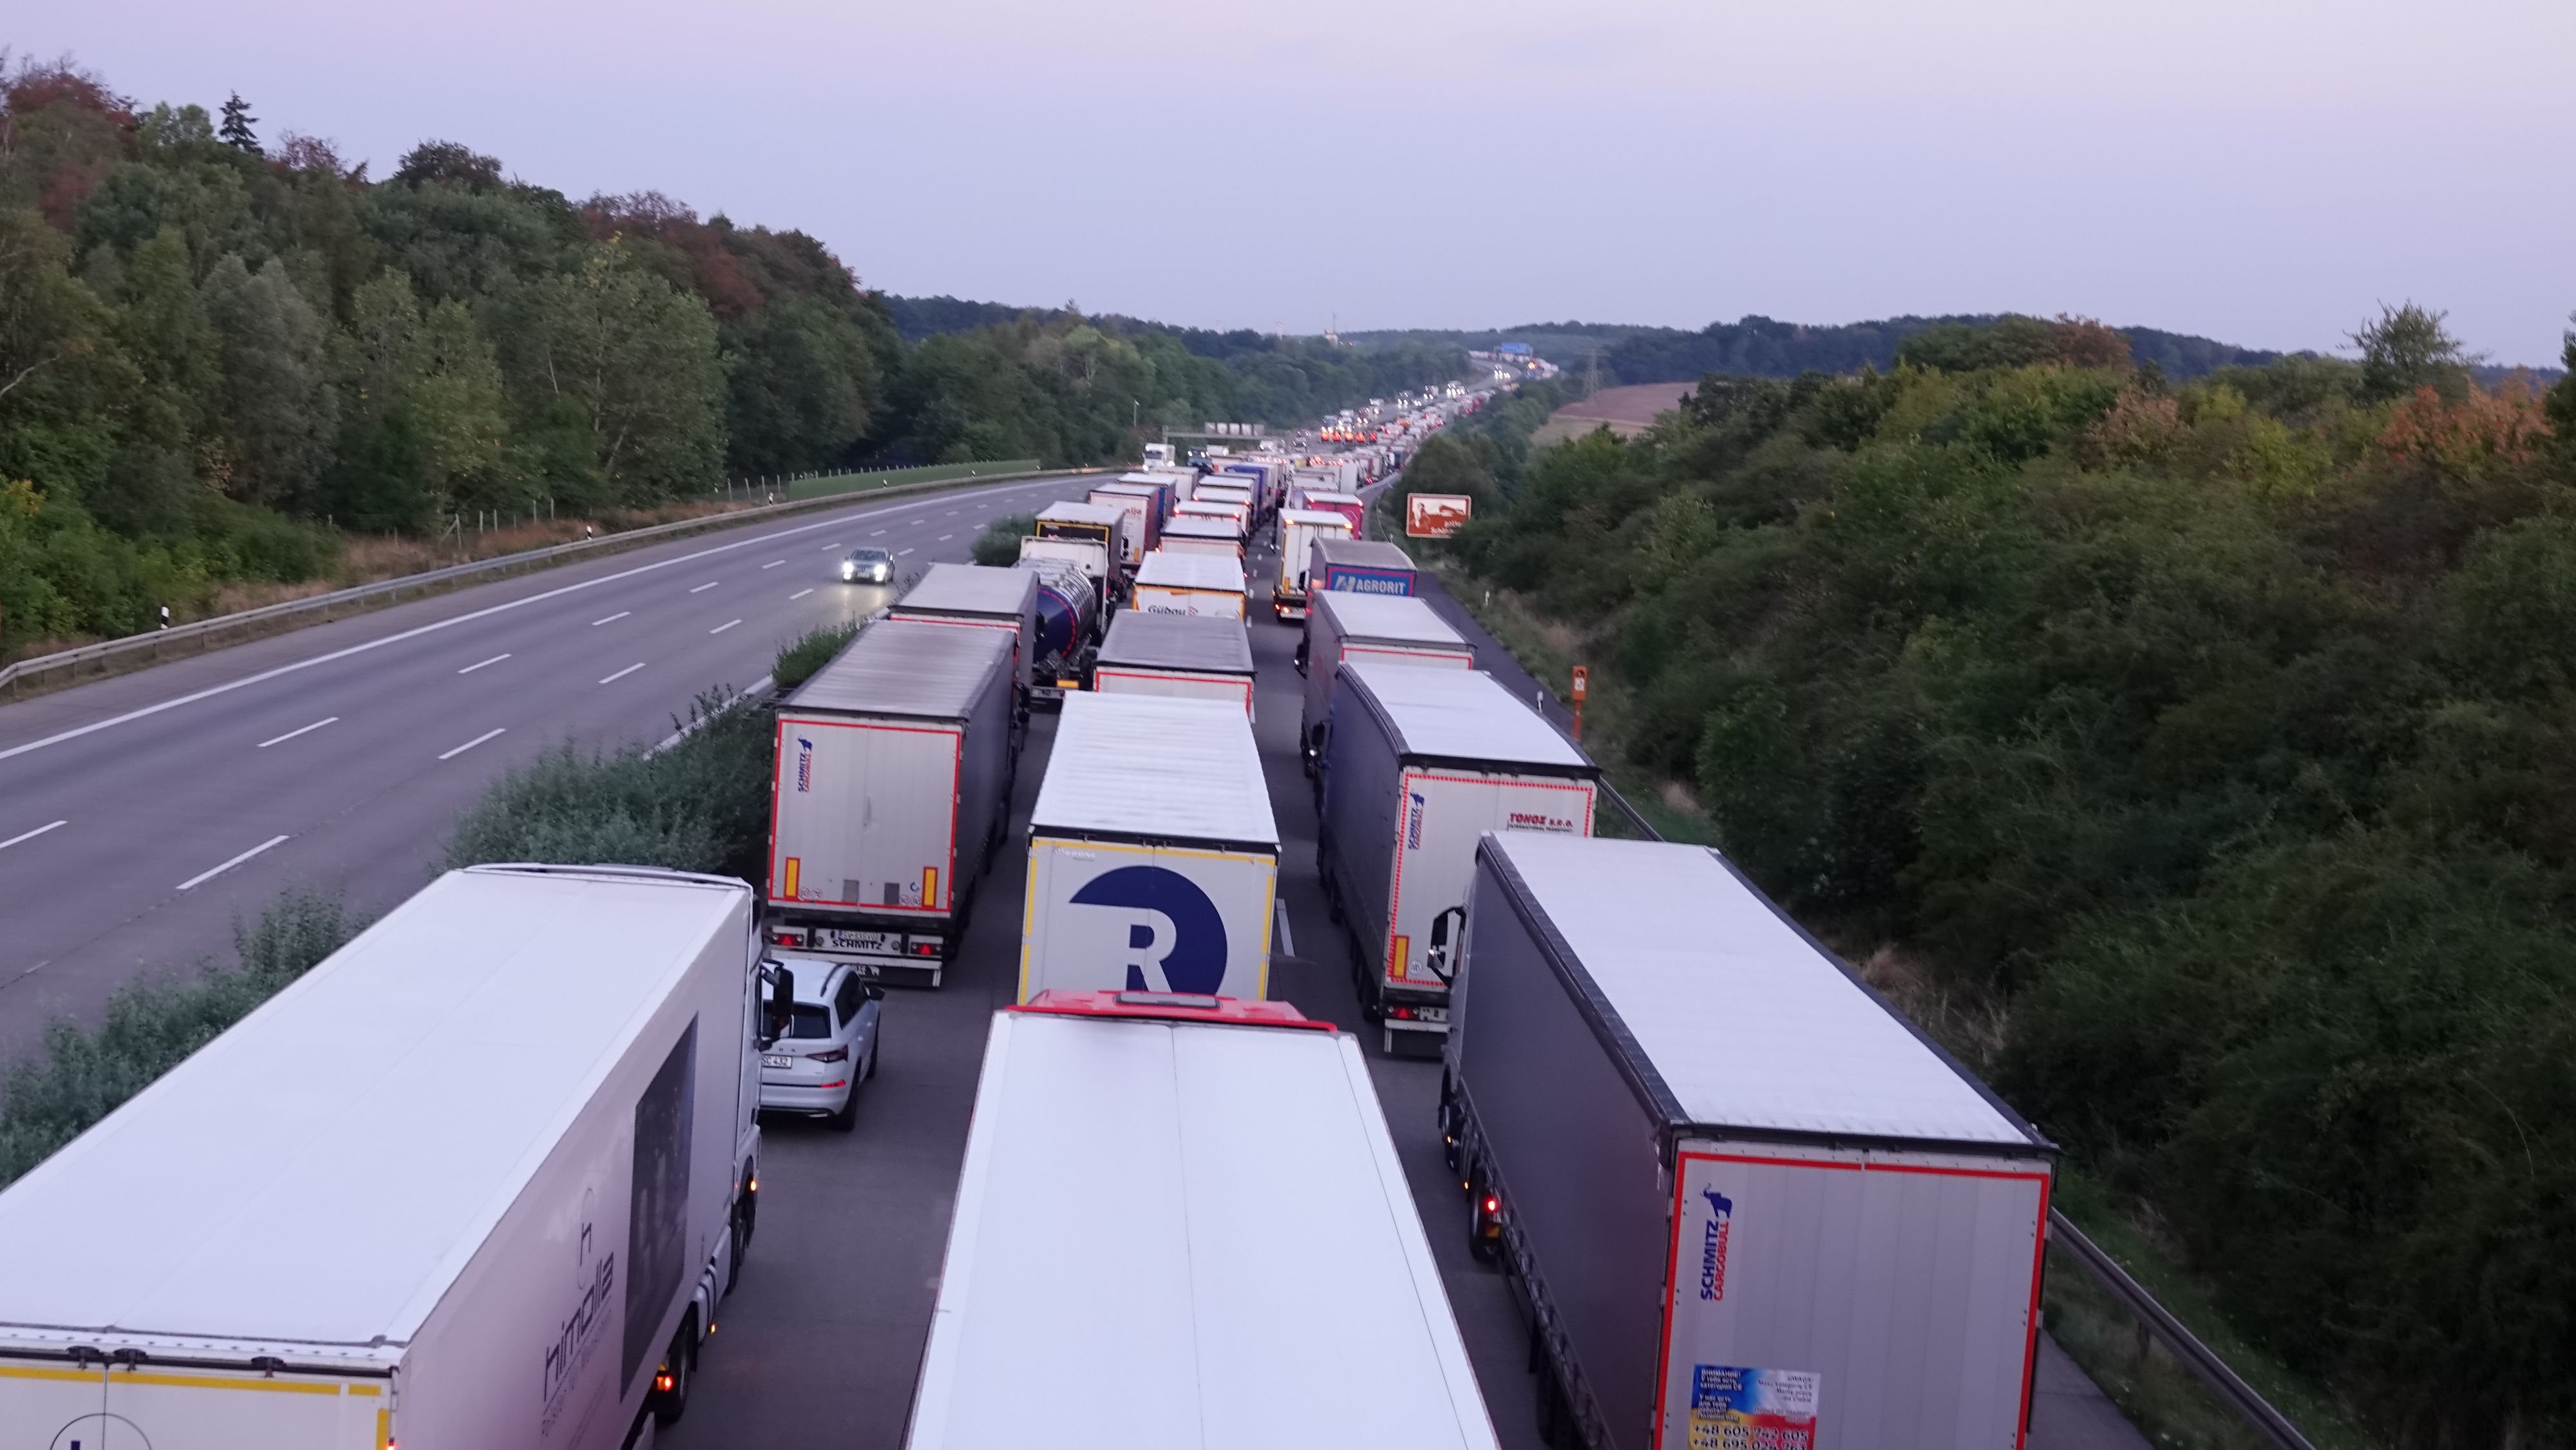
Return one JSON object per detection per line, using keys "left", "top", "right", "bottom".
{"left": 0, "top": 891, "right": 361, "bottom": 1188}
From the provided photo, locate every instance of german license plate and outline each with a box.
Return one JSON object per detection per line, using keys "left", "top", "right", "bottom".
{"left": 762, "top": 1054, "right": 793, "bottom": 1069}
{"left": 1418, "top": 1007, "right": 1448, "bottom": 1023}
{"left": 824, "top": 928, "right": 900, "bottom": 953}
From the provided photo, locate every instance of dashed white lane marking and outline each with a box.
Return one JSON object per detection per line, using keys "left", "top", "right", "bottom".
{"left": 438, "top": 727, "right": 506, "bottom": 761}
{"left": 790, "top": 588, "right": 815, "bottom": 600}
{"left": 257, "top": 717, "right": 338, "bottom": 749}
{"left": 896, "top": 548, "right": 914, "bottom": 557}
{"left": 178, "top": 834, "right": 289, "bottom": 891}
{"left": 710, "top": 619, "right": 743, "bottom": 635}
{"left": 0, "top": 820, "right": 68, "bottom": 852}
{"left": 457, "top": 653, "right": 511, "bottom": 674}
{"left": 689, "top": 582, "right": 721, "bottom": 594}
{"left": 762, "top": 559, "right": 786, "bottom": 569}
{"left": 592, "top": 611, "right": 631, "bottom": 626}
{"left": 599, "top": 663, "right": 646, "bottom": 684}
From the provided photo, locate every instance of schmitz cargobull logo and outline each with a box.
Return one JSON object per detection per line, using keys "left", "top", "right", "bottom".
{"left": 1698, "top": 1185, "right": 1734, "bottom": 1301}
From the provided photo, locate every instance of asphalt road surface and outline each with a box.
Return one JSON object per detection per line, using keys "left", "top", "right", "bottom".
{"left": 0, "top": 473, "right": 1096, "bottom": 1061}
{"left": 664, "top": 519, "right": 2148, "bottom": 1450}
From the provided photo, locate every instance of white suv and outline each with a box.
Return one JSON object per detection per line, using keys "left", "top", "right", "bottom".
{"left": 758, "top": 957, "right": 884, "bottom": 1131}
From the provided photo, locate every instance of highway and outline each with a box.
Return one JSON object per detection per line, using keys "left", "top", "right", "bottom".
{"left": 0, "top": 473, "right": 1096, "bottom": 1061}
{"left": 0, "top": 451, "right": 2145, "bottom": 1449}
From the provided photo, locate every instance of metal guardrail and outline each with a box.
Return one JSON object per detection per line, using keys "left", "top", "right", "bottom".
{"left": 0, "top": 466, "right": 1099, "bottom": 701}
{"left": 1591, "top": 776, "right": 2317, "bottom": 1450}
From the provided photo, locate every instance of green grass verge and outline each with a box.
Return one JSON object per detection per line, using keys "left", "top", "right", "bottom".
{"left": 785, "top": 459, "right": 1044, "bottom": 502}
{"left": 774, "top": 621, "right": 862, "bottom": 692}
{"left": 972, "top": 513, "right": 1037, "bottom": 567}
{"left": 0, "top": 891, "right": 364, "bottom": 1188}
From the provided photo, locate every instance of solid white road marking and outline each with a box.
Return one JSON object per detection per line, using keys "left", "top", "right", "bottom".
{"left": 0, "top": 473, "right": 1089, "bottom": 766}
{"left": 592, "top": 611, "right": 630, "bottom": 626}
{"left": 457, "top": 653, "right": 511, "bottom": 674}
{"left": 257, "top": 716, "right": 339, "bottom": 749}
{"left": 438, "top": 728, "right": 506, "bottom": 761}
{"left": 789, "top": 588, "right": 815, "bottom": 600}
{"left": 689, "top": 581, "right": 720, "bottom": 594}
{"left": 710, "top": 619, "right": 743, "bottom": 634}
{"left": 178, "top": 834, "right": 289, "bottom": 892}
{"left": 599, "top": 662, "right": 646, "bottom": 684}
{"left": 0, "top": 820, "right": 68, "bottom": 852}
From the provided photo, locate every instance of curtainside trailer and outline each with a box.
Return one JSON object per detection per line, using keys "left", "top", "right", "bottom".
{"left": 1443, "top": 833, "right": 2057, "bottom": 1450}
{"left": 1318, "top": 661, "right": 1598, "bottom": 1049}
{"left": 1018, "top": 692, "right": 1277, "bottom": 1001}
{"left": 906, "top": 990, "right": 1501, "bottom": 1450}
{"left": 1274, "top": 506, "right": 1356, "bottom": 619}
{"left": 1132, "top": 549, "right": 1248, "bottom": 619}
{"left": 887, "top": 562, "right": 1040, "bottom": 699}
{"left": 0, "top": 864, "right": 766, "bottom": 1450}
{"left": 1311, "top": 536, "right": 1419, "bottom": 597}
{"left": 764, "top": 620, "right": 1017, "bottom": 985}
{"left": 1298, "top": 590, "right": 1475, "bottom": 773}
{"left": 1093, "top": 607, "right": 1257, "bottom": 715}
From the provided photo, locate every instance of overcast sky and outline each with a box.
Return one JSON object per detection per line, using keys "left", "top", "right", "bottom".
{"left": 20, "top": 0, "right": 2575, "bottom": 364}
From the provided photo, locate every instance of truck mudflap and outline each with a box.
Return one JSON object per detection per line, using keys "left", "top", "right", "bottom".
{"left": 763, "top": 920, "right": 951, "bottom": 987}
{"left": 1378, "top": 986, "right": 1450, "bottom": 1053}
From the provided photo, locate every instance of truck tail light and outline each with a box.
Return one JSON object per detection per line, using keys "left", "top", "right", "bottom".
{"left": 654, "top": 1367, "right": 675, "bottom": 1393}
{"left": 911, "top": 940, "right": 941, "bottom": 956}
{"left": 1391, "top": 1006, "right": 1415, "bottom": 1020}
{"left": 1483, "top": 1194, "right": 1499, "bottom": 1215}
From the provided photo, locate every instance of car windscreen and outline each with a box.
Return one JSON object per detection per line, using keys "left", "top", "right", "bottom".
{"left": 849, "top": 549, "right": 889, "bottom": 562}
{"left": 784, "top": 1004, "right": 834, "bottom": 1038}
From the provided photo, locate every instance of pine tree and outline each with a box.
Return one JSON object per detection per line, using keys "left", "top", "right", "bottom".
{"left": 218, "top": 92, "right": 261, "bottom": 154}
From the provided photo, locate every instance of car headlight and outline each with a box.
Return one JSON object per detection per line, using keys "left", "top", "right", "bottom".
{"left": 841, "top": 564, "right": 855, "bottom": 579}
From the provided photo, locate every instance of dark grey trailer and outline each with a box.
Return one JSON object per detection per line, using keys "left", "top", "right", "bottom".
{"left": 1318, "top": 661, "right": 1598, "bottom": 1051}
{"left": 1296, "top": 591, "right": 1474, "bottom": 774}
{"left": 765, "top": 619, "right": 1018, "bottom": 986}
{"left": 1443, "top": 832, "right": 2056, "bottom": 1450}
{"left": 888, "top": 562, "right": 1041, "bottom": 698}
{"left": 1092, "top": 609, "right": 1258, "bottom": 716}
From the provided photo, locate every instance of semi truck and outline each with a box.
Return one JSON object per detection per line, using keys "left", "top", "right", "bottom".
{"left": 1132, "top": 549, "right": 1248, "bottom": 619}
{"left": 1027, "top": 504, "right": 1122, "bottom": 595}
{"left": 1088, "top": 479, "right": 1166, "bottom": 568}
{"left": 1316, "top": 661, "right": 1598, "bottom": 1049}
{"left": 1297, "top": 590, "right": 1475, "bottom": 773}
{"left": 764, "top": 620, "right": 1018, "bottom": 985}
{"left": 1311, "top": 537, "right": 1419, "bottom": 597}
{"left": 1017, "top": 692, "right": 1277, "bottom": 1001}
{"left": 1175, "top": 496, "right": 1249, "bottom": 539}
{"left": 1443, "top": 833, "right": 2058, "bottom": 1450}
{"left": 1299, "top": 488, "right": 1367, "bottom": 535}
{"left": 1157, "top": 513, "right": 1243, "bottom": 561}
{"left": 1092, "top": 608, "right": 1257, "bottom": 715}
{"left": 0, "top": 864, "right": 768, "bottom": 1450}
{"left": 1273, "top": 506, "right": 1356, "bottom": 620}
{"left": 1014, "top": 553, "right": 1101, "bottom": 703}
{"left": 887, "top": 562, "right": 1040, "bottom": 698}
{"left": 904, "top": 990, "right": 1502, "bottom": 1450}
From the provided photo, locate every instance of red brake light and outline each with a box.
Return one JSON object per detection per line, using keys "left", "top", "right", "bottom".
{"left": 1483, "top": 1196, "right": 1500, "bottom": 1214}
{"left": 655, "top": 1370, "right": 675, "bottom": 1393}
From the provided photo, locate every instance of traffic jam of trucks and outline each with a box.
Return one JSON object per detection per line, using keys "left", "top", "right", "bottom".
{"left": 0, "top": 387, "right": 2070, "bottom": 1450}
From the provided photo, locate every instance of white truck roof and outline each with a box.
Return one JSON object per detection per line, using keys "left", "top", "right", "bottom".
{"left": 1278, "top": 508, "right": 1351, "bottom": 529}
{"left": 908, "top": 1006, "right": 1499, "bottom": 1450}
{"left": 1098, "top": 610, "right": 1256, "bottom": 676}
{"left": 1341, "top": 662, "right": 1592, "bottom": 772}
{"left": 895, "top": 562, "right": 1039, "bottom": 618}
{"left": 1161, "top": 516, "right": 1240, "bottom": 542}
{"left": 0, "top": 865, "right": 750, "bottom": 1357}
{"left": 1312, "top": 591, "right": 1465, "bottom": 647}
{"left": 1040, "top": 501, "right": 1126, "bottom": 526}
{"left": 1135, "top": 551, "right": 1247, "bottom": 593}
{"left": 786, "top": 618, "right": 1012, "bottom": 718}
{"left": 1033, "top": 692, "right": 1276, "bottom": 848}
{"left": 1480, "top": 834, "right": 2038, "bottom": 1147}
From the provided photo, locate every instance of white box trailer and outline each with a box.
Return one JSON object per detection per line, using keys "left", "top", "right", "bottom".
{"left": 1273, "top": 507, "right": 1355, "bottom": 618}
{"left": 1158, "top": 513, "right": 1244, "bottom": 562}
{"left": 906, "top": 991, "right": 1502, "bottom": 1450}
{"left": 1443, "top": 834, "right": 2056, "bottom": 1450}
{"left": 1176, "top": 497, "right": 1249, "bottom": 539}
{"left": 1018, "top": 692, "right": 1277, "bottom": 1001}
{"left": 1034, "top": 501, "right": 1126, "bottom": 589}
{"left": 1319, "top": 662, "right": 1598, "bottom": 1049}
{"left": 1094, "top": 608, "right": 1256, "bottom": 716}
{"left": 764, "top": 620, "right": 1018, "bottom": 985}
{"left": 1132, "top": 549, "right": 1247, "bottom": 620}
{"left": 0, "top": 864, "right": 764, "bottom": 1450}
{"left": 887, "top": 562, "right": 1039, "bottom": 696}
{"left": 1298, "top": 590, "right": 1475, "bottom": 772}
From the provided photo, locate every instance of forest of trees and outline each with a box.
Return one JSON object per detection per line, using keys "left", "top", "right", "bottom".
{"left": 0, "top": 57, "right": 1463, "bottom": 659}
{"left": 1435, "top": 310, "right": 2576, "bottom": 1445}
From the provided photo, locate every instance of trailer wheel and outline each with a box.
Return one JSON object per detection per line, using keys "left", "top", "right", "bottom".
{"left": 649, "top": 1318, "right": 696, "bottom": 1426}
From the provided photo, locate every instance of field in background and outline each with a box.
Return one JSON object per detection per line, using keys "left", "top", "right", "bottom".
{"left": 1528, "top": 382, "right": 1695, "bottom": 444}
